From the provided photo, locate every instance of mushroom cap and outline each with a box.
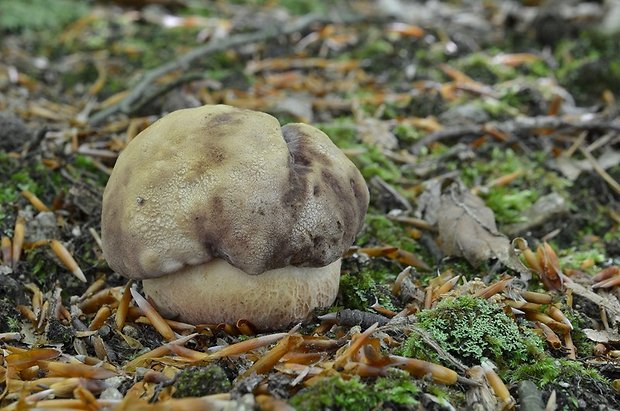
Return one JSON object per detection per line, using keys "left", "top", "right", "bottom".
{"left": 101, "top": 104, "right": 369, "bottom": 279}
{"left": 142, "top": 258, "right": 341, "bottom": 329}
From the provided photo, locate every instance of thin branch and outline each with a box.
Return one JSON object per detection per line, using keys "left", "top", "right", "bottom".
{"left": 410, "top": 115, "right": 620, "bottom": 153}
{"left": 579, "top": 147, "right": 620, "bottom": 195}
{"left": 89, "top": 11, "right": 373, "bottom": 125}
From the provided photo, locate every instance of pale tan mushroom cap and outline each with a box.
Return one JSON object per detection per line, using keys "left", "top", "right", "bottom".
{"left": 101, "top": 104, "right": 369, "bottom": 279}
{"left": 142, "top": 258, "right": 341, "bottom": 329}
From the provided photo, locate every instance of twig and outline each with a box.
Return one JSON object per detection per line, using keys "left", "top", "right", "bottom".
{"left": 579, "top": 147, "right": 620, "bottom": 195}
{"left": 89, "top": 11, "right": 372, "bottom": 124}
{"left": 410, "top": 115, "right": 620, "bottom": 153}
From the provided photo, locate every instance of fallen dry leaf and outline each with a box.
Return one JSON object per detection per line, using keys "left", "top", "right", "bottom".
{"left": 582, "top": 329, "right": 620, "bottom": 344}
{"left": 435, "top": 182, "right": 527, "bottom": 274}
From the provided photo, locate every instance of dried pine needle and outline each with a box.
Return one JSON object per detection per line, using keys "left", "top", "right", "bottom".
{"left": 130, "top": 286, "right": 176, "bottom": 341}
{"left": 21, "top": 190, "right": 51, "bottom": 212}
{"left": 50, "top": 240, "right": 86, "bottom": 282}
{"left": 11, "top": 215, "right": 25, "bottom": 267}
{"left": 115, "top": 281, "right": 133, "bottom": 330}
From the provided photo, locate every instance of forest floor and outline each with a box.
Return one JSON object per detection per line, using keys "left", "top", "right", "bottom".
{"left": 0, "top": 0, "right": 619, "bottom": 410}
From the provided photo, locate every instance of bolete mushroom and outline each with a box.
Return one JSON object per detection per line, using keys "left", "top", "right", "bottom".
{"left": 101, "top": 104, "right": 369, "bottom": 330}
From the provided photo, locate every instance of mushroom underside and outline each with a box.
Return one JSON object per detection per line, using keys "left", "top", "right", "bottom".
{"left": 142, "top": 258, "right": 341, "bottom": 330}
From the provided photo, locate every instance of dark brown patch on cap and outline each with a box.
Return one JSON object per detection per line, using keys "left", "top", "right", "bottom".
{"left": 208, "top": 112, "right": 236, "bottom": 127}
{"left": 320, "top": 168, "right": 363, "bottom": 244}
{"left": 283, "top": 124, "right": 332, "bottom": 168}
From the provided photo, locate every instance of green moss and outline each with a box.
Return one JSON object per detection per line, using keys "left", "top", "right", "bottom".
{"left": 0, "top": 154, "right": 68, "bottom": 227}
{"left": 373, "top": 369, "right": 420, "bottom": 407}
{"left": 555, "top": 31, "right": 620, "bottom": 104}
{"left": 353, "top": 28, "right": 394, "bottom": 60}
{"left": 317, "top": 119, "right": 357, "bottom": 148}
{"left": 337, "top": 264, "right": 396, "bottom": 312}
{"left": 484, "top": 186, "right": 538, "bottom": 225}
{"left": 291, "top": 376, "right": 374, "bottom": 411}
{"left": 393, "top": 123, "right": 424, "bottom": 145}
{"left": 172, "top": 365, "right": 231, "bottom": 398}
{"left": 559, "top": 247, "right": 606, "bottom": 272}
{"left": 414, "top": 296, "right": 544, "bottom": 367}
{"left": 290, "top": 372, "right": 419, "bottom": 411}
{"left": 397, "top": 333, "right": 441, "bottom": 364}
{"left": 511, "top": 357, "right": 608, "bottom": 388}
{"left": 458, "top": 147, "right": 572, "bottom": 225}
{"left": 0, "top": 0, "right": 88, "bottom": 32}
{"left": 319, "top": 120, "right": 402, "bottom": 182}
{"left": 357, "top": 214, "right": 420, "bottom": 253}
{"left": 356, "top": 146, "right": 402, "bottom": 182}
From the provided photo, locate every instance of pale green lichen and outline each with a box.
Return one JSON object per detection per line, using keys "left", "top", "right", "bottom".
{"left": 413, "top": 295, "right": 544, "bottom": 367}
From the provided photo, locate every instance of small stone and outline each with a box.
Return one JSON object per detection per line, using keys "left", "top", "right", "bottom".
{"left": 0, "top": 112, "right": 33, "bottom": 151}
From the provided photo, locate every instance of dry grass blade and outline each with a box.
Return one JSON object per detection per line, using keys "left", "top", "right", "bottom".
{"left": 546, "top": 306, "right": 573, "bottom": 330}
{"left": 281, "top": 352, "right": 323, "bottom": 365}
{"left": 210, "top": 332, "right": 289, "bottom": 359}
{"left": 49, "top": 240, "right": 86, "bottom": 282}
{"left": 1, "top": 236, "right": 13, "bottom": 266}
{"left": 524, "top": 312, "right": 571, "bottom": 334}
{"left": 79, "top": 289, "right": 117, "bottom": 314}
{"left": 592, "top": 276, "right": 620, "bottom": 289}
{"left": 256, "top": 394, "right": 296, "bottom": 411}
{"left": 564, "top": 333, "right": 576, "bottom": 360}
{"left": 38, "top": 360, "right": 118, "bottom": 379}
{"left": 387, "top": 248, "right": 431, "bottom": 270}
{"left": 474, "top": 278, "right": 512, "bottom": 299}
{"left": 519, "top": 290, "right": 553, "bottom": 305}
{"left": 242, "top": 335, "right": 304, "bottom": 377}
{"left": 481, "top": 361, "right": 515, "bottom": 408}
{"left": 11, "top": 215, "right": 25, "bottom": 268}
{"left": 389, "top": 355, "right": 458, "bottom": 384}
{"left": 88, "top": 306, "right": 112, "bottom": 331}
{"left": 539, "top": 242, "right": 564, "bottom": 290}
{"left": 115, "top": 281, "right": 133, "bottom": 330}
{"left": 432, "top": 275, "right": 460, "bottom": 300}
{"left": 2, "top": 398, "right": 120, "bottom": 410}
{"left": 592, "top": 266, "right": 620, "bottom": 283}
{"left": 80, "top": 277, "right": 106, "bottom": 300}
{"left": 20, "top": 190, "right": 50, "bottom": 212}
{"left": 168, "top": 344, "right": 210, "bottom": 362}
{"left": 116, "top": 395, "right": 231, "bottom": 411}
{"left": 505, "top": 300, "right": 543, "bottom": 313}
{"left": 130, "top": 287, "right": 175, "bottom": 341}
{"left": 134, "top": 316, "right": 195, "bottom": 333}
{"left": 536, "top": 322, "right": 562, "bottom": 350}
{"left": 344, "top": 361, "right": 389, "bottom": 377}
{"left": 123, "top": 333, "right": 197, "bottom": 371}
{"left": 334, "top": 322, "right": 379, "bottom": 369}
{"left": 357, "top": 246, "right": 398, "bottom": 257}
{"left": 579, "top": 147, "right": 620, "bottom": 195}
{"left": 5, "top": 348, "right": 61, "bottom": 371}
{"left": 0, "top": 332, "right": 21, "bottom": 342}
{"left": 236, "top": 319, "right": 257, "bottom": 336}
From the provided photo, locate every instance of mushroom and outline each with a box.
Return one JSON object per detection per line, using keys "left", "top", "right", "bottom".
{"left": 101, "top": 104, "right": 369, "bottom": 330}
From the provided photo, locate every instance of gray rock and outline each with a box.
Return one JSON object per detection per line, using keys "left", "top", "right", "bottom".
{"left": 0, "top": 112, "right": 33, "bottom": 151}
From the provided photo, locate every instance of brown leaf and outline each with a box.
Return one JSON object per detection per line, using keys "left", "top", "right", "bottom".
{"left": 436, "top": 183, "right": 527, "bottom": 274}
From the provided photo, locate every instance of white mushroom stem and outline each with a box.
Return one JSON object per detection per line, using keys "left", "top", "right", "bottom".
{"left": 142, "top": 258, "right": 342, "bottom": 331}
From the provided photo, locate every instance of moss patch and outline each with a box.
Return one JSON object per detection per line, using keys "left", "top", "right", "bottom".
{"left": 172, "top": 365, "right": 231, "bottom": 398}
{"left": 290, "top": 371, "right": 419, "bottom": 411}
